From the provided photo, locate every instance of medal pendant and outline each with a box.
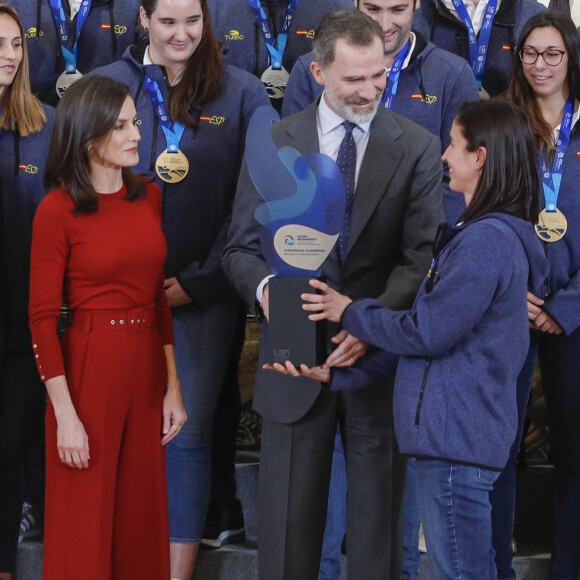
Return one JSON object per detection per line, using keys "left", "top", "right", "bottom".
{"left": 156, "top": 149, "right": 189, "bottom": 184}
{"left": 535, "top": 208, "right": 568, "bottom": 242}
{"left": 56, "top": 70, "right": 83, "bottom": 99}
{"left": 261, "top": 66, "right": 290, "bottom": 100}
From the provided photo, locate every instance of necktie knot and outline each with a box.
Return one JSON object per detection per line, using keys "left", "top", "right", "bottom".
{"left": 342, "top": 120, "right": 357, "bottom": 136}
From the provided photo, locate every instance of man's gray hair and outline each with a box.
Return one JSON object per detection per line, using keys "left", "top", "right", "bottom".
{"left": 312, "top": 10, "right": 384, "bottom": 67}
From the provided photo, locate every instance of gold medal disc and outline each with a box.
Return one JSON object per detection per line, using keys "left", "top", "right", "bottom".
{"left": 156, "top": 149, "right": 189, "bottom": 184}
{"left": 535, "top": 208, "right": 568, "bottom": 242}
{"left": 56, "top": 70, "right": 83, "bottom": 99}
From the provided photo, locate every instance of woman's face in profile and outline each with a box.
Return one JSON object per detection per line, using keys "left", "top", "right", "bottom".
{"left": 141, "top": 0, "right": 204, "bottom": 71}
{"left": 0, "top": 12, "right": 23, "bottom": 94}
{"left": 88, "top": 96, "right": 141, "bottom": 171}
{"left": 442, "top": 120, "right": 483, "bottom": 205}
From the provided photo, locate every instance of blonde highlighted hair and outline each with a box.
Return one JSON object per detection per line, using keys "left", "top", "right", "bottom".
{"left": 0, "top": 2, "right": 46, "bottom": 136}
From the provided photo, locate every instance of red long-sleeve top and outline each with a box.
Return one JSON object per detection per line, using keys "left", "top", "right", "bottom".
{"left": 29, "top": 182, "right": 174, "bottom": 382}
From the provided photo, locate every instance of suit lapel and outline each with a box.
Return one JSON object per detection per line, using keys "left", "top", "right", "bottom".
{"left": 345, "top": 110, "right": 404, "bottom": 259}
{"left": 283, "top": 101, "right": 320, "bottom": 153}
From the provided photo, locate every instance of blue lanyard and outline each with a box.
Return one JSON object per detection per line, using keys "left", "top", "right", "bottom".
{"left": 381, "top": 40, "right": 411, "bottom": 110}
{"left": 539, "top": 96, "right": 575, "bottom": 212}
{"left": 450, "top": 0, "right": 497, "bottom": 89}
{"left": 144, "top": 75, "right": 185, "bottom": 153}
{"left": 48, "top": 0, "right": 92, "bottom": 74}
{"left": 247, "top": 0, "right": 299, "bottom": 70}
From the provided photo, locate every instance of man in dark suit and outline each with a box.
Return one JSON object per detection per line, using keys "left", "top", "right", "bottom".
{"left": 223, "top": 10, "right": 444, "bottom": 580}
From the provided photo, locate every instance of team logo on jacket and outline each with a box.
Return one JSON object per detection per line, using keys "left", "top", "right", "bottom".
{"left": 411, "top": 94, "right": 437, "bottom": 104}
{"left": 226, "top": 30, "right": 245, "bottom": 40}
{"left": 101, "top": 24, "right": 128, "bottom": 34}
{"left": 25, "top": 27, "right": 44, "bottom": 38}
{"left": 296, "top": 30, "right": 315, "bottom": 38}
{"left": 19, "top": 164, "right": 38, "bottom": 174}
{"left": 200, "top": 115, "right": 226, "bottom": 125}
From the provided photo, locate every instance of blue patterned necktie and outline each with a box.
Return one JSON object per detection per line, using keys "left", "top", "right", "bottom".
{"left": 336, "top": 121, "right": 358, "bottom": 260}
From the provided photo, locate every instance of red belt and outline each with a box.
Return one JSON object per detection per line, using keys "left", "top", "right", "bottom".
{"left": 70, "top": 304, "right": 157, "bottom": 333}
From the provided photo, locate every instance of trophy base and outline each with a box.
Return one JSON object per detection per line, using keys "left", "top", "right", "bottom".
{"left": 269, "top": 276, "right": 327, "bottom": 368}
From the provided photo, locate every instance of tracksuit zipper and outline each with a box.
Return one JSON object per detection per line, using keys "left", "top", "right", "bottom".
{"left": 415, "top": 358, "right": 432, "bottom": 425}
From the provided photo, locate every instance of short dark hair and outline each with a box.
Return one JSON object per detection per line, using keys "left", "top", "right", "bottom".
{"left": 508, "top": 11, "right": 580, "bottom": 155}
{"left": 44, "top": 75, "right": 147, "bottom": 215}
{"left": 312, "top": 9, "right": 384, "bottom": 67}
{"left": 457, "top": 100, "right": 540, "bottom": 224}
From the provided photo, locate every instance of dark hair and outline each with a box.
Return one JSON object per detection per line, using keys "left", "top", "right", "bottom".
{"left": 312, "top": 9, "right": 384, "bottom": 67}
{"left": 141, "top": 0, "right": 223, "bottom": 128}
{"left": 508, "top": 10, "right": 580, "bottom": 156}
{"left": 44, "top": 75, "right": 147, "bottom": 215}
{"left": 456, "top": 100, "right": 540, "bottom": 224}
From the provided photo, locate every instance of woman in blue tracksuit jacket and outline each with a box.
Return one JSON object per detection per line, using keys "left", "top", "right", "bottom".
{"left": 92, "top": 0, "right": 269, "bottom": 577}
{"left": 507, "top": 11, "right": 580, "bottom": 579}
{"left": 269, "top": 100, "right": 549, "bottom": 580}
{"left": 9, "top": 0, "right": 141, "bottom": 106}
{"left": 0, "top": 4, "right": 54, "bottom": 578}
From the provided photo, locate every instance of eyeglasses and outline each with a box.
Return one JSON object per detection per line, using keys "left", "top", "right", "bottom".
{"left": 519, "top": 47, "right": 567, "bottom": 66}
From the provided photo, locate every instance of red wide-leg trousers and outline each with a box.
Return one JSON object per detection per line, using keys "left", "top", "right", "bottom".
{"left": 43, "top": 307, "right": 170, "bottom": 580}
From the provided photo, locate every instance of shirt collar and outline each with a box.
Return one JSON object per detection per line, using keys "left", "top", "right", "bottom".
{"left": 143, "top": 46, "right": 185, "bottom": 86}
{"left": 317, "top": 92, "right": 372, "bottom": 136}
{"left": 385, "top": 32, "right": 416, "bottom": 73}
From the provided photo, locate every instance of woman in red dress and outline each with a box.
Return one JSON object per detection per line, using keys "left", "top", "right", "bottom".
{"left": 29, "top": 74, "right": 187, "bottom": 580}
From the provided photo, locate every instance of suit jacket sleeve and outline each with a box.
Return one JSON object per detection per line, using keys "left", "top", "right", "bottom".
{"left": 376, "top": 132, "right": 444, "bottom": 311}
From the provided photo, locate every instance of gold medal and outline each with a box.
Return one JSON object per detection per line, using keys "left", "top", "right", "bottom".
{"left": 155, "top": 149, "right": 189, "bottom": 183}
{"left": 56, "top": 70, "right": 83, "bottom": 99}
{"left": 535, "top": 208, "right": 568, "bottom": 242}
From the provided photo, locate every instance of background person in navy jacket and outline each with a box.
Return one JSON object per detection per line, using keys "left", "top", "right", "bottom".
{"left": 412, "top": 0, "right": 546, "bottom": 97}
{"left": 0, "top": 4, "right": 54, "bottom": 579}
{"left": 92, "top": 0, "right": 270, "bottom": 577}
{"left": 272, "top": 99, "right": 548, "bottom": 580}
{"left": 507, "top": 11, "right": 580, "bottom": 579}
{"left": 7, "top": 0, "right": 141, "bottom": 105}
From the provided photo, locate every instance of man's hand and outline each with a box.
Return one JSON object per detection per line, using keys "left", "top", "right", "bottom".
{"left": 164, "top": 277, "right": 192, "bottom": 308}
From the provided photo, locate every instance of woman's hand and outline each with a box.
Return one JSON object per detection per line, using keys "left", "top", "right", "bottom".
{"left": 527, "top": 292, "right": 563, "bottom": 334}
{"left": 56, "top": 412, "right": 90, "bottom": 469}
{"left": 161, "top": 384, "right": 187, "bottom": 446}
{"left": 263, "top": 361, "right": 331, "bottom": 382}
{"left": 302, "top": 279, "right": 352, "bottom": 323}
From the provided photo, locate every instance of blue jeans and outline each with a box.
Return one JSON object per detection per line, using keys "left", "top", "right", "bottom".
{"left": 166, "top": 298, "right": 239, "bottom": 543}
{"left": 490, "top": 345, "right": 536, "bottom": 580}
{"left": 319, "top": 428, "right": 346, "bottom": 580}
{"left": 415, "top": 459, "right": 500, "bottom": 580}
{"left": 402, "top": 458, "right": 421, "bottom": 580}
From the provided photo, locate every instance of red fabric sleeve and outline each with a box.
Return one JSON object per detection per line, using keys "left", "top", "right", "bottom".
{"left": 28, "top": 192, "right": 70, "bottom": 382}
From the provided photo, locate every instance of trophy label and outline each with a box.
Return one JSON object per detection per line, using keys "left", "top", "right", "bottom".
{"left": 274, "top": 225, "right": 338, "bottom": 271}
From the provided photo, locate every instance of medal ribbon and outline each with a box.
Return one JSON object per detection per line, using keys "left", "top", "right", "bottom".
{"left": 144, "top": 75, "right": 185, "bottom": 154}
{"left": 539, "top": 95, "right": 575, "bottom": 212}
{"left": 381, "top": 40, "right": 411, "bottom": 110}
{"left": 48, "top": 0, "right": 92, "bottom": 74}
{"left": 247, "top": 0, "right": 300, "bottom": 70}
{"left": 450, "top": 0, "right": 497, "bottom": 89}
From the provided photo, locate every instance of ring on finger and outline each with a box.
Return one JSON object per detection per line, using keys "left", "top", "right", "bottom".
{"left": 350, "top": 356, "right": 356, "bottom": 364}
{"left": 172, "top": 423, "right": 182, "bottom": 431}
